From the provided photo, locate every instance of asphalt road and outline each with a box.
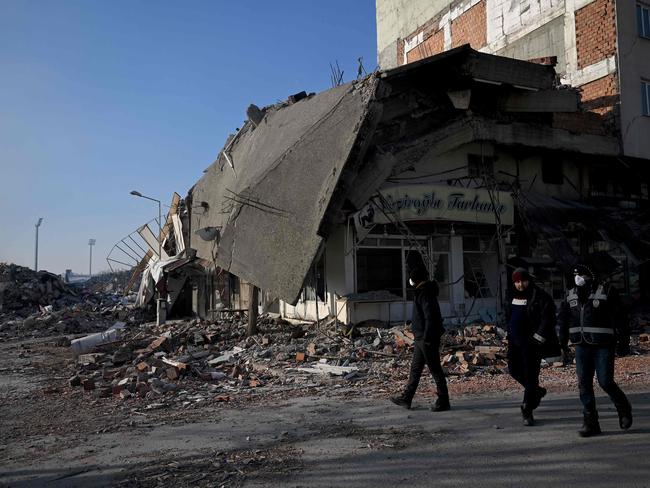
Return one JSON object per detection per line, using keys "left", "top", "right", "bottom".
{"left": 2, "top": 388, "right": 649, "bottom": 487}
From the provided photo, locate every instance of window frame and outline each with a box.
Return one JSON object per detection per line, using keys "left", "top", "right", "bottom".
{"left": 637, "top": 3, "right": 650, "bottom": 39}
{"left": 642, "top": 79, "right": 650, "bottom": 117}
{"left": 541, "top": 157, "right": 564, "bottom": 185}
{"left": 356, "top": 234, "right": 451, "bottom": 301}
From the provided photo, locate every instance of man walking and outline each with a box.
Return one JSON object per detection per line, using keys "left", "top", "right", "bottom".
{"left": 507, "top": 267, "right": 560, "bottom": 426}
{"left": 558, "top": 264, "right": 632, "bottom": 437}
{"left": 390, "top": 267, "right": 450, "bottom": 411}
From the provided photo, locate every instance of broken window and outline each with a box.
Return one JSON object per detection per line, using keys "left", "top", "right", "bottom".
{"left": 303, "top": 254, "right": 326, "bottom": 302}
{"left": 356, "top": 248, "right": 402, "bottom": 297}
{"left": 463, "top": 235, "right": 496, "bottom": 299}
{"left": 431, "top": 252, "right": 450, "bottom": 301}
{"left": 467, "top": 154, "right": 495, "bottom": 179}
{"left": 429, "top": 237, "right": 450, "bottom": 301}
{"left": 229, "top": 274, "right": 240, "bottom": 296}
{"left": 542, "top": 157, "right": 563, "bottom": 185}
{"left": 591, "top": 166, "right": 643, "bottom": 198}
{"left": 357, "top": 235, "right": 451, "bottom": 301}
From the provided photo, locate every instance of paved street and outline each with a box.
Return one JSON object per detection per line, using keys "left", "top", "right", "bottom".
{"left": 2, "top": 389, "right": 649, "bottom": 487}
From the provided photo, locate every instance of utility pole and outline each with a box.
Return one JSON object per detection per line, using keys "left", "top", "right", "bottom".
{"left": 34, "top": 218, "right": 43, "bottom": 271}
{"left": 88, "top": 239, "right": 96, "bottom": 277}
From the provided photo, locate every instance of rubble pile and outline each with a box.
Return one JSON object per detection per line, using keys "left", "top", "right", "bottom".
{"left": 66, "top": 314, "right": 518, "bottom": 406}
{"left": 0, "top": 263, "right": 142, "bottom": 339}
{"left": 0, "top": 263, "right": 77, "bottom": 314}
{"left": 441, "top": 324, "right": 509, "bottom": 375}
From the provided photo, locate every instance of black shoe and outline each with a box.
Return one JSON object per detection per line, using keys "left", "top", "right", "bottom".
{"left": 617, "top": 407, "right": 633, "bottom": 430}
{"left": 521, "top": 405, "right": 534, "bottom": 426}
{"left": 431, "top": 397, "right": 450, "bottom": 412}
{"left": 529, "top": 387, "right": 547, "bottom": 410}
{"left": 390, "top": 395, "right": 411, "bottom": 409}
{"left": 579, "top": 411, "right": 601, "bottom": 437}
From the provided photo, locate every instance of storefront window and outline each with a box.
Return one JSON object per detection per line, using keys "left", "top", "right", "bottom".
{"left": 303, "top": 254, "right": 326, "bottom": 301}
{"left": 432, "top": 252, "right": 450, "bottom": 301}
{"left": 463, "top": 235, "right": 496, "bottom": 299}
{"left": 356, "top": 235, "right": 450, "bottom": 301}
{"left": 356, "top": 248, "right": 403, "bottom": 297}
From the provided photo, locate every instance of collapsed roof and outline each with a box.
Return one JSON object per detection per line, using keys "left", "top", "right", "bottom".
{"left": 189, "top": 45, "right": 621, "bottom": 305}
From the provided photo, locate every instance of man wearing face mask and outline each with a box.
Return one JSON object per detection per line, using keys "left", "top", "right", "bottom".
{"left": 390, "top": 267, "right": 450, "bottom": 412}
{"left": 558, "top": 264, "right": 632, "bottom": 437}
{"left": 507, "top": 267, "right": 560, "bottom": 426}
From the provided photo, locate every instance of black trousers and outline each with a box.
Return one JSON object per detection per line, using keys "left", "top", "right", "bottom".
{"left": 575, "top": 344, "right": 630, "bottom": 414}
{"left": 508, "top": 341, "right": 542, "bottom": 410}
{"left": 403, "top": 339, "right": 448, "bottom": 401}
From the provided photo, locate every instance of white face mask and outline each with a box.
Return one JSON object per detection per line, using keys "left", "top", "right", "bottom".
{"left": 574, "top": 275, "right": 587, "bottom": 287}
{"left": 409, "top": 278, "right": 416, "bottom": 287}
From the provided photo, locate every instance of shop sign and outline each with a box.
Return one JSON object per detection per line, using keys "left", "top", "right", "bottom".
{"left": 354, "top": 185, "right": 513, "bottom": 237}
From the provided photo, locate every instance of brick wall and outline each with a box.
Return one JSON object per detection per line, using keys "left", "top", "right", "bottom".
{"left": 581, "top": 74, "right": 618, "bottom": 115}
{"left": 571, "top": 73, "right": 620, "bottom": 132}
{"left": 575, "top": 0, "right": 617, "bottom": 70}
{"left": 451, "top": 0, "right": 487, "bottom": 49}
{"left": 397, "top": 0, "right": 488, "bottom": 66}
{"left": 398, "top": 12, "right": 444, "bottom": 67}
{"left": 406, "top": 30, "right": 445, "bottom": 63}
{"left": 553, "top": 112, "right": 609, "bottom": 135}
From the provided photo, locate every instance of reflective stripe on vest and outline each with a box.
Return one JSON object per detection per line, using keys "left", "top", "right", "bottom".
{"left": 569, "top": 327, "right": 615, "bottom": 335}
{"left": 588, "top": 285, "right": 607, "bottom": 301}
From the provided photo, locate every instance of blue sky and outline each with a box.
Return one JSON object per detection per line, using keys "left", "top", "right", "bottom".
{"left": 0, "top": 1, "right": 377, "bottom": 275}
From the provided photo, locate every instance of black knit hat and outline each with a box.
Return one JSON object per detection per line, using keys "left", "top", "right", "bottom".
{"left": 409, "top": 267, "right": 429, "bottom": 285}
{"left": 511, "top": 267, "right": 530, "bottom": 282}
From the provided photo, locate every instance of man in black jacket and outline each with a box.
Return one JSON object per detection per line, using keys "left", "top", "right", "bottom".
{"left": 507, "top": 267, "right": 560, "bottom": 426}
{"left": 390, "top": 267, "right": 450, "bottom": 411}
{"left": 558, "top": 264, "right": 632, "bottom": 437}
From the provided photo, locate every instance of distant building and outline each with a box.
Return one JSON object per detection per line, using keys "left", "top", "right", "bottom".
{"left": 64, "top": 269, "right": 90, "bottom": 285}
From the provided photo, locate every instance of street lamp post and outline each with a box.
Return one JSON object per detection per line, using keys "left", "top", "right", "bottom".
{"left": 130, "top": 190, "right": 165, "bottom": 325}
{"left": 88, "top": 239, "right": 96, "bottom": 278}
{"left": 34, "top": 218, "right": 43, "bottom": 271}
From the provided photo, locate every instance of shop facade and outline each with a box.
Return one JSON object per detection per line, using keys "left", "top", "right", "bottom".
{"left": 280, "top": 177, "right": 515, "bottom": 325}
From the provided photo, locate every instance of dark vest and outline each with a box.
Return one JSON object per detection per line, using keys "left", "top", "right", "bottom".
{"left": 565, "top": 284, "right": 615, "bottom": 346}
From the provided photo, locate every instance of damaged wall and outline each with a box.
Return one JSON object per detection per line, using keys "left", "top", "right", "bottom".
{"left": 375, "top": 0, "right": 650, "bottom": 160}
{"left": 396, "top": 141, "right": 586, "bottom": 201}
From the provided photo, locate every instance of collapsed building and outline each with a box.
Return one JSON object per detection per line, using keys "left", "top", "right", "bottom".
{"left": 111, "top": 39, "right": 648, "bottom": 327}
{"left": 170, "top": 45, "right": 649, "bottom": 327}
